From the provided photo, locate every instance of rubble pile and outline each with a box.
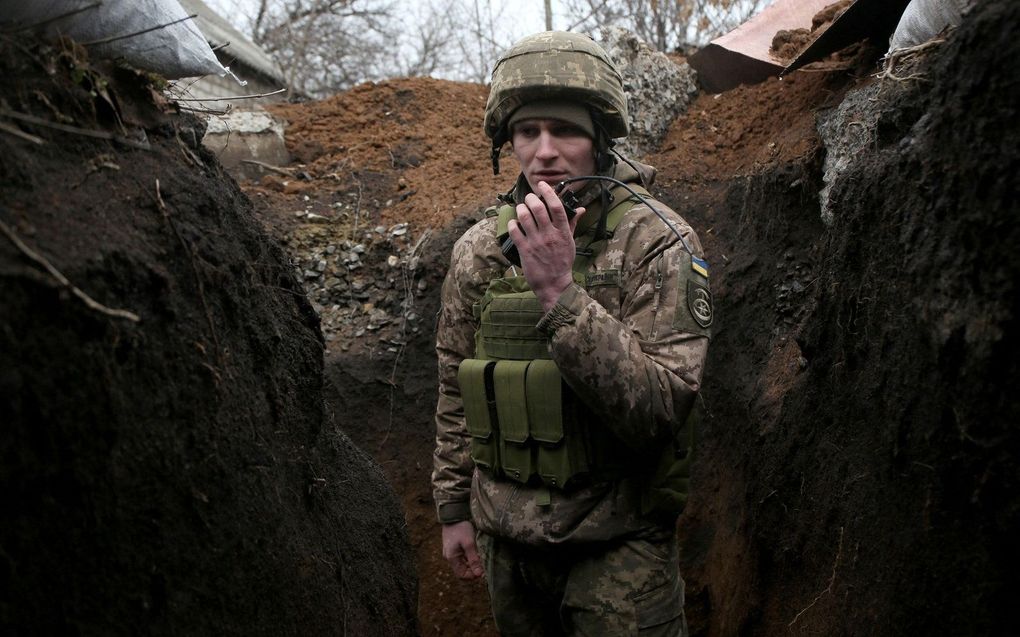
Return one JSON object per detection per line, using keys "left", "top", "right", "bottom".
{"left": 284, "top": 211, "right": 429, "bottom": 351}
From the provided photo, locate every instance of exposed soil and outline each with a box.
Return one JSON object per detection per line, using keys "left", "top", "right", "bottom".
{"left": 770, "top": 0, "right": 853, "bottom": 64}
{"left": 2, "top": 1, "right": 1017, "bottom": 636}
{"left": 0, "top": 38, "right": 416, "bottom": 635}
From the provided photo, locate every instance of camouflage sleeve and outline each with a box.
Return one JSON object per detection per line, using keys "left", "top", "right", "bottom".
{"left": 431, "top": 218, "right": 502, "bottom": 524}
{"left": 536, "top": 203, "right": 711, "bottom": 454}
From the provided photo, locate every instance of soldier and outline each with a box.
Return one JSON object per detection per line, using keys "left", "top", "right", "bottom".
{"left": 432, "top": 31, "right": 712, "bottom": 636}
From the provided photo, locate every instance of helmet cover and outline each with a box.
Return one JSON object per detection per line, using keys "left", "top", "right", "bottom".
{"left": 484, "top": 31, "right": 629, "bottom": 149}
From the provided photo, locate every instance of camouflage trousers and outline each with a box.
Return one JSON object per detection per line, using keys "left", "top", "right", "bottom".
{"left": 476, "top": 530, "right": 687, "bottom": 636}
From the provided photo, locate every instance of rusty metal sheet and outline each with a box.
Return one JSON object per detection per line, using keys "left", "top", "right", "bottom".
{"left": 784, "top": 0, "right": 913, "bottom": 72}
{"left": 689, "top": 0, "right": 835, "bottom": 93}
{"left": 690, "top": 0, "right": 913, "bottom": 93}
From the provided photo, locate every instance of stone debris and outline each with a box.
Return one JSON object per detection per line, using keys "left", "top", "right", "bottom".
{"left": 283, "top": 213, "right": 428, "bottom": 349}
{"left": 600, "top": 26, "right": 699, "bottom": 158}
{"left": 816, "top": 82, "right": 883, "bottom": 226}
{"left": 201, "top": 108, "right": 290, "bottom": 180}
{"left": 773, "top": 249, "right": 813, "bottom": 323}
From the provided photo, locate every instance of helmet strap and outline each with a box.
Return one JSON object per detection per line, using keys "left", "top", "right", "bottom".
{"left": 592, "top": 118, "right": 616, "bottom": 174}
{"left": 491, "top": 143, "right": 501, "bottom": 175}
{"left": 591, "top": 121, "right": 618, "bottom": 243}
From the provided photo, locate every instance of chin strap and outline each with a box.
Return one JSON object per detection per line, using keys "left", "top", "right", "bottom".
{"left": 491, "top": 144, "right": 501, "bottom": 175}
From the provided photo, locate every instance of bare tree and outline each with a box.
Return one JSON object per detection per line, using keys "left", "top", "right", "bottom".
{"left": 395, "top": 0, "right": 458, "bottom": 78}
{"left": 251, "top": 0, "right": 397, "bottom": 97}
{"left": 207, "top": 0, "right": 768, "bottom": 93}
{"left": 395, "top": 0, "right": 542, "bottom": 84}
{"left": 449, "top": 0, "right": 510, "bottom": 83}
{"left": 560, "top": 0, "right": 768, "bottom": 51}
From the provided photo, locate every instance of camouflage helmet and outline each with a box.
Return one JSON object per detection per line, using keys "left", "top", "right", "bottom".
{"left": 484, "top": 31, "right": 628, "bottom": 153}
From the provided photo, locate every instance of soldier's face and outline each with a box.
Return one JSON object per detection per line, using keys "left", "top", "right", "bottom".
{"left": 511, "top": 118, "right": 596, "bottom": 192}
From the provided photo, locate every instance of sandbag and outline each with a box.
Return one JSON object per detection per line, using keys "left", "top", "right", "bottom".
{"left": 889, "top": 0, "right": 970, "bottom": 51}
{"left": 1, "top": 0, "right": 226, "bottom": 79}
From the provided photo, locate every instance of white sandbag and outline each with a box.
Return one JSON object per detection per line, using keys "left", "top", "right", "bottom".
{"left": 889, "top": 0, "right": 970, "bottom": 52}
{"left": 1, "top": 0, "right": 226, "bottom": 79}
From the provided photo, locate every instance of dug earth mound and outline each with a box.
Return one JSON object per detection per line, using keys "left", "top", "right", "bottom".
{"left": 0, "top": 39, "right": 416, "bottom": 635}
{"left": 1, "top": 1, "right": 1017, "bottom": 636}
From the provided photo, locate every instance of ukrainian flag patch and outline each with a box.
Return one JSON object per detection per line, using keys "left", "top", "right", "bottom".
{"left": 691, "top": 256, "right": 709, "bottom": 278}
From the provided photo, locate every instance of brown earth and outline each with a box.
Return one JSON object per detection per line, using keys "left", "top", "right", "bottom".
{"left": 770, "top": 0, "right": 853, "bottom": 63}
{"left": 0, "top": 38, "right": 417, "bottom": 635}
{"left": 2, "top": 1, "right": 1018, "bottom": 635}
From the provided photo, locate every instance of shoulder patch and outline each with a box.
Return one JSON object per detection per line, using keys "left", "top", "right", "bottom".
{"left": 673, "top": 252, "right": 713, "bottom": 336}
{"left": 691, "top": 255, "right": 709, "bottom": 278}
{"left": 687, "top": 280, "right": 713, "bottom": 328}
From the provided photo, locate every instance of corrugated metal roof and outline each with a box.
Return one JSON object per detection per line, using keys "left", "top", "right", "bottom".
{"left": 178, "top": 0, "right": 285, "bottom": 84}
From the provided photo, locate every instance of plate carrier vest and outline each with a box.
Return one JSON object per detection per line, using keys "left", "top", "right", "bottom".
{"left": 457, "top": 185, "right": 696, "bottom": 517}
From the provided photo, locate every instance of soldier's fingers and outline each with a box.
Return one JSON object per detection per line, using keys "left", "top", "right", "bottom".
{"left": 523, "top": 193, "right": 551, "bottom": 227}
{"left": 507, "top": 219, "right": 527, "bottom": 247}
{"left": 535, "top": 181, "right": 569, "bottom": 228}
{"left": 451, "top": 555, "right": 482, "bottom": 580}
{"left": 464, "top": 543, "right": 484, "bottom": 578}
{"left": 515, "top": 202, "right": 539, "bottom": 234}
{"left": 446, "top": 547, "right": 466, "bottom": 576}
{"left": 569, "top": 206, "right": 586, "bottom": 233}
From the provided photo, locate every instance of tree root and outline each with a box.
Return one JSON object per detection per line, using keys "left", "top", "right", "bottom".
{"left": 0, "top": 219, "right": 140, "bottom": 322}
{"left": 877, "top": 38, "right": 947, "bottom": 82}
{"left": 0, "top": 107, "right": 150, "bottom": 150}
{"left": 788, "top": 526, "right": 845, "bottom": 627}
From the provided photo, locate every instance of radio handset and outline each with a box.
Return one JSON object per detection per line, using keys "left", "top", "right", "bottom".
{"left": 499, "top": 182, "right": 581, "bottom": 267}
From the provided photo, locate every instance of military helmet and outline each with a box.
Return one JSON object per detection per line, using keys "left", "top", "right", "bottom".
{"left": 484, "top": 31, "right": 629, "bottom": 150}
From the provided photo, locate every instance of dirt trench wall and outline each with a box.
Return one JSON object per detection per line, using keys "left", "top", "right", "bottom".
{"left": 0, "top": 41, "right": 417, "bottom": 635}
{"left": 676, "top": 2, "right": 1018, "bottom": 635}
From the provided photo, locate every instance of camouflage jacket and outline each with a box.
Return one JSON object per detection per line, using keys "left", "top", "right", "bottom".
{"left": 432, "top": 158, "right": 710, "bottom": 546}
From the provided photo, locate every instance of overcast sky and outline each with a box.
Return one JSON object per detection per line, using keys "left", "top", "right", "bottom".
{"left": 198, "top": 0, "right": 570, "bottom": 85}
{"left": 202, "top": 0, "right": 556, "bottom": 44}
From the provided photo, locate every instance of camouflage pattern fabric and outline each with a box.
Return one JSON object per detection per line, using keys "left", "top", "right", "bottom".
{"left": 484, "top": 31, "right": 629, "bottom": 147}
{"left": 477, "top": 529, "right": 688, "bottom": 636}
{"left": 432, "top": 157, "right": 711, "bottom": 545}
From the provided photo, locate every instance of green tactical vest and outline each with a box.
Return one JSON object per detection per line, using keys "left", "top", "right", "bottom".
{"left": 458, "top": 186, "right": 646, "bottom": 482}
{"left": 458, "top": 184, "right": 699, "bottom": 518}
